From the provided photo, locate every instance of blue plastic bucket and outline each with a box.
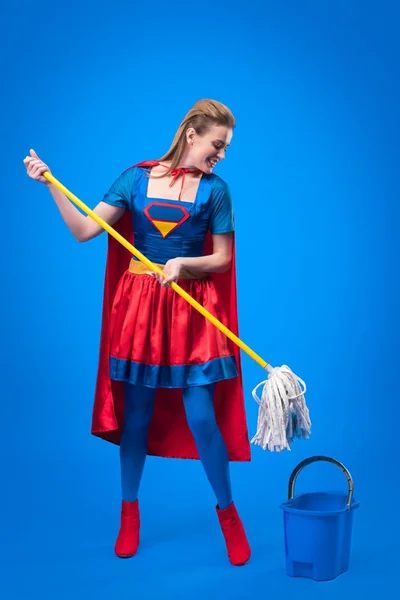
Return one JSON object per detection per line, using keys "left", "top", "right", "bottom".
{"left": 280, "top": 455, "right": 360, "bottom": 581}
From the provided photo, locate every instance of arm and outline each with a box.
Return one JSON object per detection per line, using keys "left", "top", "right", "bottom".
{"left": 155, "top": 234, "right": 233, "bottom": 286}
{"left": 180, "top": 233, "right": 233, "bottom": 273}
{"left": 158, "top": 178, "right": 235, "bottom": 285}
{"left": 179, "top": 177, "right": 235, "bottom": 274}
{"left": 46, "top": 183, "right": 125, "bottom": 242}
{"left": 24, "top": 149, "right": 129, "bottom": 243}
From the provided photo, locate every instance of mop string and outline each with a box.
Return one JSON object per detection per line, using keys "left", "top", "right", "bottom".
{"left": 251, "top": 372, "right": 307, "bottom": 405}
{"left": 41, "top": 170, "right": 270, "bottom": 369}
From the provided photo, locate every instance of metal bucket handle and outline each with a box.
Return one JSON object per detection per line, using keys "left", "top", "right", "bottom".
{"left": 288, "top": 455, "right": 354, "bottom": 508}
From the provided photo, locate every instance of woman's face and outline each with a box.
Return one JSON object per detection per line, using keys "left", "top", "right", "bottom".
{"left": 186, "top": 124, "right": 233, "bottom": 174}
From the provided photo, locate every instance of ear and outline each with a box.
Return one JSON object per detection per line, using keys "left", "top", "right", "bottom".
{"left": 186, "top": 127, "right": 196, "bottom": 146}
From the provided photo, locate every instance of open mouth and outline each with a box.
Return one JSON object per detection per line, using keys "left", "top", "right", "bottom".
{"left": 207, "top": 158, "right": 218, "bottom": 168}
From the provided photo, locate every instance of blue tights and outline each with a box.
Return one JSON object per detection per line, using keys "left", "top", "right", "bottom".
{"left": 120, "top": 382, "right": 232, "bottom": 510}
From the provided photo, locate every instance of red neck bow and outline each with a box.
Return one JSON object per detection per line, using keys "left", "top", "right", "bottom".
{"left": 135, "top": 160, "right": 203, "bottom": 201}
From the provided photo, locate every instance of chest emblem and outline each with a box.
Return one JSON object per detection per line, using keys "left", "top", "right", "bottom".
{"left": 144, "top": 202, "right": 190, "bottom": 238}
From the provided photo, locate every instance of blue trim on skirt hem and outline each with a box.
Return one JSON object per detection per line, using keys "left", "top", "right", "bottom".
{"left": 109, "top": 355, "right": 238, "bottom": 388}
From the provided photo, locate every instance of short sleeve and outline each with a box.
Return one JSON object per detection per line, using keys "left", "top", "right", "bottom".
{"left": 101, "top": 166, "right": 137, "bottom": 210}
{"left": 209, "top": 177, "right": 235, "bottom": 234}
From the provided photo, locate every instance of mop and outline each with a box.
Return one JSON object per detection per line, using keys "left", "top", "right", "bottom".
{"left": 37, "top": 167, "right": 311, "bottom": 452}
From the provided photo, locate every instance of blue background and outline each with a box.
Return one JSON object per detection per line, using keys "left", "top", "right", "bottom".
{"left": 1, "top": 0, "right": 398, "bottom": 597}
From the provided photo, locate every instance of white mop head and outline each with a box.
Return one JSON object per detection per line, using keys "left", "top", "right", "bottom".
{"left": 250, "top": 364, "right": 311, "bottom": 452}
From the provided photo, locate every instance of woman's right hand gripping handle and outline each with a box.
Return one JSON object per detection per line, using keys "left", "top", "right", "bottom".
{"left": 23, "top": 149, "right": 125, "bottom": 242}
{"left": 23, "top": 149, "right": 51, "bottom": 183}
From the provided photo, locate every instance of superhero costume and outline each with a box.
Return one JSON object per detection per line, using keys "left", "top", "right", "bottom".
{"left": 90, "top": 161, "right": 251, "bottom": 565}
{"left": 91, "top": 161, "right": 251, "bottom": 463}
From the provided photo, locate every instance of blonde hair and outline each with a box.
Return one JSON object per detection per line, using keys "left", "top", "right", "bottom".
{"left": 157, "top": 99, "right": 236, "bottom": 176}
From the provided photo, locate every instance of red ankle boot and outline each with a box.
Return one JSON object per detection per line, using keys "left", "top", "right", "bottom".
{"left": 216, "top": 502, "right": 251, "bottom": 566}
{"left": 114, "top": 499, "right": 140, "bottom": 558}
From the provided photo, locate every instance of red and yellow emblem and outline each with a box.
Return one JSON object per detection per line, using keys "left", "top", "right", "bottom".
{"left": 144, "top": 202, "right": 190, "bottom": 238}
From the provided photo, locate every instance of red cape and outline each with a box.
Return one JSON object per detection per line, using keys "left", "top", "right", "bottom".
{"left": 91, "top": 163, "right": 251, "bottom": 461}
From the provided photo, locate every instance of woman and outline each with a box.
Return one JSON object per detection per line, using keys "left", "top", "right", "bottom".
{"left": 23, "top": 99, "right": 251, "bottom": 566}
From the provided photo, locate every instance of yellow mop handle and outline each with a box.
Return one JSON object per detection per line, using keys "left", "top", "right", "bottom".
{"left": 43, "top": 171, "right": 268, "bottom": 370}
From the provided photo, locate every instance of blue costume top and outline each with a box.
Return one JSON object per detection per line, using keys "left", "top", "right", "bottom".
{"left": 101, "top": 165, "right": 235, "bottom": 262}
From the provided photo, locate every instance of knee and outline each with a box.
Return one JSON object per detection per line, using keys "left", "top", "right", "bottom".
{"left": 183, "top": 384, "right": 217, "bottom": 439}
{"left": 123, "top": 384, "right": 155, "bottom": 432}
{"left": 186, "top": 412, "right": 217, "bottom": 439}
{"left": 123, "top": 405, "right": 153, "bottom": 432}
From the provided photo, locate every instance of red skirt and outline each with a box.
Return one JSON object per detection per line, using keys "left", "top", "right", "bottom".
{"left": 108, "top": 260, "right": 238, "bottom": 388}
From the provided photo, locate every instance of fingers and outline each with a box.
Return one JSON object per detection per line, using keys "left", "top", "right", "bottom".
{"left": 150, "top": 271, "right": 175, "bottom": 286}
{"left": 150, "top": 272, "right": 163, "bottom": 283}
{"left": 149, "top": 258, "right": 183, "bottom": 286}
{"left": 31, "top": 162, "right": 48, "bottom": 177}
{"left": 23, "top": 153, "right": 50, "bottom": 182}
{"left": 162, "top": 275, "right": 175, "bottom": 286}
{"left": 23, "top": 149, "right": 40, "bottom": 165}
{"left": 26, "top": 158, "right": 45, "bottom": 170}
{"left": 154, "top": 273, "right": 168, "bottom": 285}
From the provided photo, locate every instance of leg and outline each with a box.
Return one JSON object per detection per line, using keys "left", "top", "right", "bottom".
{"left": 120, "top": 382, "right": 156, "bottom": 501}
{"left": 182, "top": 384, "right": 251, "bottom": 566}
{"left": 182, "top": 383, "right": 232, "bottom": 509}
{"left": 115, "top": 382, "right": 155, "bottom": 558}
